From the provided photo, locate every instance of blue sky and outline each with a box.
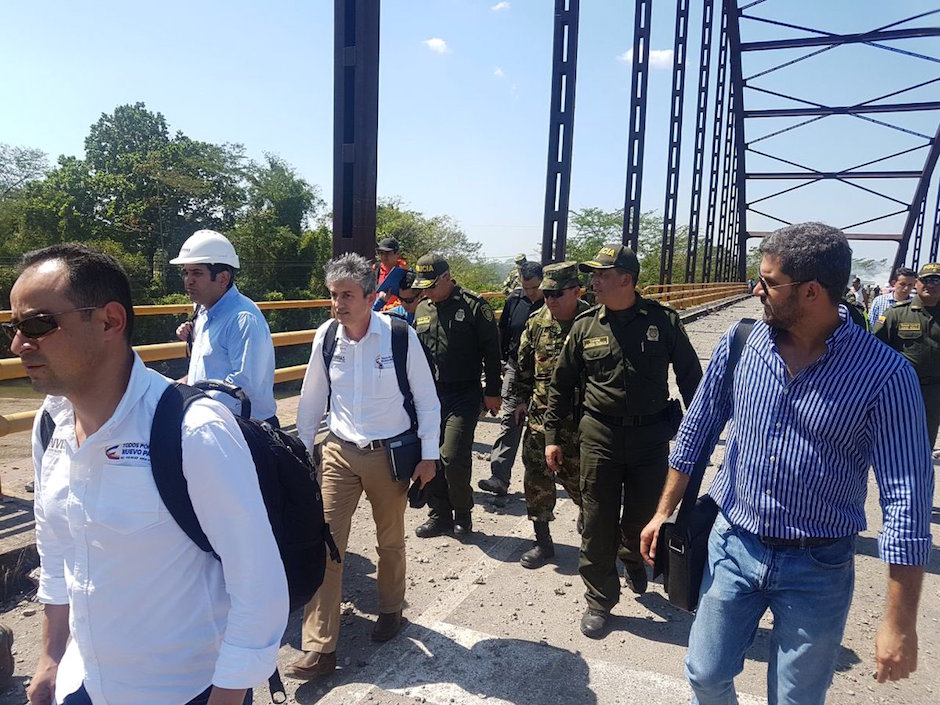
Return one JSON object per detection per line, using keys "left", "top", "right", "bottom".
{"left": 2, "top": 1, "right": 938, "bottom": 281}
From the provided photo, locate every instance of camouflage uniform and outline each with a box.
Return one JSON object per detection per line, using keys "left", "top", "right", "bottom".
{"left": 516, "top": 302, "right": 589, "bottom": 521}
{"left": 501, "top": 254, "right": 527, "bottom": 296}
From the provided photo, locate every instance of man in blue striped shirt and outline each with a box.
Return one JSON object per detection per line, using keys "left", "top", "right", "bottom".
{"left": 641, "top": 223, "right": 933, "bottom": 705}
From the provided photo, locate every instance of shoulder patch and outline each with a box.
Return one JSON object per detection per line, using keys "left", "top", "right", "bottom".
{"left": 583, "top": 335, "right": 610, "bottom": 350}
{"left": 482, "top": 305, "right": 494, "bottom": 322}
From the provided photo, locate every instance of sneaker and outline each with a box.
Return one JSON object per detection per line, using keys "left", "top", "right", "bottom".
{"left": 454, "top": 511, "right": 473, "bottom": 536}
{"left": 579, "top": 608, "right": 608, "bottom": 639}
{"left": 477, "top": 476, "right": 509, "bottom": 496}
{"left": 415, "top": 516, "right": 454, "bottom": 538}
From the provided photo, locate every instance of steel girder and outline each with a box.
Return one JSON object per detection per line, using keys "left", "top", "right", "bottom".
{"left": 542, "top": 0, "right": 581, "bottom": 265}
{"left": 622, "top": 0, "right": 654, "bottom": 252}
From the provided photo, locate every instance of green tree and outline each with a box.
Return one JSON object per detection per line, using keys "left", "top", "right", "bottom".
{"left": 0, "top": 144, "right": 48, "bottom": 198}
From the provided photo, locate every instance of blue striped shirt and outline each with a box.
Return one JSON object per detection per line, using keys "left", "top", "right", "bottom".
{"left": 868, "top": 293, "right": 896, "bottom": 324}
{"left": 669, "top": 306, "right": 934, "bottom": 565}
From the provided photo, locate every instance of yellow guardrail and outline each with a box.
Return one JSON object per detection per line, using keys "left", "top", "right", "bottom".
{"left": 0, "top": 284, "right": 744, "bottom": 436}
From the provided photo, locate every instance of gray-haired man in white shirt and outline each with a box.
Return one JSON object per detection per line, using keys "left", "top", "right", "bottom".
{"left": 8, "top": 244, "right": 288, "bottom": 705}
{"left": 289, "top": 253, "right": 440, "bottom": 681}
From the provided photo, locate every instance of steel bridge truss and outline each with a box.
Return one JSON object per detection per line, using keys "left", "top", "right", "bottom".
{"left": 623, "top": 0, "right": 940, "bottom": 282}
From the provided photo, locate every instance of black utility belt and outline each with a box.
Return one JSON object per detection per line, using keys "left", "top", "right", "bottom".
{"left": 436, "top": 380, "right": 481, "bottom": 393}
{"left": 585, "top": 407, "right": 671, "bottom": 427}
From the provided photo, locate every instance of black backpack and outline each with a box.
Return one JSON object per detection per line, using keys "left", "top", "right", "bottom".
{"left": 38, "top": 382, "right": 341, "bottom": 612}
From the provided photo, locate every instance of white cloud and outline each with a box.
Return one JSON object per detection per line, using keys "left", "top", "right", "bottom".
{"left": 424, "top": 38, "right": 451, "bottom": 54}
{"left": 494, "top": 66, "right": 505, "bottom": 79}
{"left": 618, "top": 48, "right": 674, "bottom": 70}
{"left": 491, "top": 1, "right": 511, "bottom": 11}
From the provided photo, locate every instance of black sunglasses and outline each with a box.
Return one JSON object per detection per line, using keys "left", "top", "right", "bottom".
{"left": 1, "top": 307, "right": 100, "bottom": 341}
{"left": 543, "top": 287, "right": 577, "bottom": 299}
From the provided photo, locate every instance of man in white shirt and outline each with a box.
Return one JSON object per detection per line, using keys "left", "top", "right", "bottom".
{"left": 289, "top": 253, "right": 440, "bottom": 681}
{"left": 172, "top": 230, "right": 278, "bottom": 424}
{"left": 6, "top": 244, "right": 288, "bottom": 705}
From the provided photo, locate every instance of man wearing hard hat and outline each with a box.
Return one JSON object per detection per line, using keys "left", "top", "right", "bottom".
{"left": 171, "top": 230, "right": 278, "bottom": 424}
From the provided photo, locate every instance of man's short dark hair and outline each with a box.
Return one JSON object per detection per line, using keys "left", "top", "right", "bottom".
{"left": 519, "top": 262, "right": 543, "bottom": 281}
{"left": 759, "top": 222, "right": 851, "bottom": 305}
{"left": 18, "top": 243, "right": 135, "bottom": 342}
{"left": 893, "top": 266, "right": 916, "bottom": 283}
{"left": 400, "top": 269, "right": 417, "bottom": 290}
{"left": 207, "top": 263, "right": 236, "bottom": 290}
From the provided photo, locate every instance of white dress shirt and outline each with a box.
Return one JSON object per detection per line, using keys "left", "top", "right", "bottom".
{"left": 296, "top": 312, "right": 441, "bottom": 458}
{"left": 33, "top": 354, "right": 288, "bottom": 705}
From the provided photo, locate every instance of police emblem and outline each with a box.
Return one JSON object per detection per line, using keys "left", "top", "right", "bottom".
{"left": 482, "top": 306, "right": 494, "bottom": 322}
{"left": 455, "top": 309, "right": 466, "bottom": 322}
{"left": 646, "top": 325, "right": 659, "bottom": 341}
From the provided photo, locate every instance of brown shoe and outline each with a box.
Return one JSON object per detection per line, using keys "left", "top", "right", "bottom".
{"left": 283, "top": 650, "right": 336, "bottom": 680}
{"left": 371, "top": 610, "right": 403, "bottom": 642}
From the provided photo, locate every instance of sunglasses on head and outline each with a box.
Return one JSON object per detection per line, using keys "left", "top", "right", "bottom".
{"left": 543, "top": 287, "right": 576, "bottom": 299}
{"left": 1, "top": 306, "right": 100, "bottom": 341}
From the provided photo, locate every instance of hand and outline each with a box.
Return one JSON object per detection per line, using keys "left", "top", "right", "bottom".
{"left": 875, "top": 619, "right": 918, "bottom": 682}
{"left": 412, "top": 459, "right": 437, "bottom": 488}
{"left": 544, "top": 444, "right": 563, "bottom": 473}
{"left": 640, "top": 513, "right": 670, "bottom": 567}
{"left": 26, "top": 660, "right": 57, "bottom": 705}
{"left": 176, "top": 320, "right": 194, "bottom": 342}
{"left": 483, "top": 395, "right": 501, "bottom": 415}
{"left": 513, "top": 403, "right": 527, "bottom": 425}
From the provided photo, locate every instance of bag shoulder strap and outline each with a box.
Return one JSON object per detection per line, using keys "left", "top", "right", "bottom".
{"left": 390, "top": 316, "right": 419, "bottom": 431}
{"left": 321, "top": 319, "right": 340, "bottom": 414}
{"left": 150, "top": 383, "right": 216, "bottom": 556}
{"left": 677, "top": 318, "right": 756, "bottom": 522}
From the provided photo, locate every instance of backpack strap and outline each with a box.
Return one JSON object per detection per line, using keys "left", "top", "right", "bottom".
{"left": 321, "top": 319, "right": 340, "bottom": 414}
{"left": 390, "top": 316, "right": 419, "bottom": 431}
{"left": 150, "top": 383, "right": 216, "bottom": 557}
{"left": 39, "top": 409, "right": 56, "bottom": 452}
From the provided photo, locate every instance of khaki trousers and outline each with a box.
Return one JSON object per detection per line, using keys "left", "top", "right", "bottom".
{"left": 301, "top": 434, "right": 408, "bottom": 652}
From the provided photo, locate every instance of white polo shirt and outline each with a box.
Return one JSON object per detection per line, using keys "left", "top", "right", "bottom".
{"left": 33, "top": 354, "right": 288, "bottom": 704}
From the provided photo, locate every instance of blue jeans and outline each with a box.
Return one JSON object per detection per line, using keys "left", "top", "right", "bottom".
{"left": 63, "top": 684, "right": 252, "bottom": 704}
{"left": 685, "top": 513, "right": 856, "bottom": 705}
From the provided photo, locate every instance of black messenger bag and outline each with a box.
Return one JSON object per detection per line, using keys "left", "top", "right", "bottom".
{"left": 654, "top": 318, "right": 754, "bottom": 612}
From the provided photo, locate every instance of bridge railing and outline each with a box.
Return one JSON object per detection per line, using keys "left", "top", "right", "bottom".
{"left": 0, "top": 283, "right": 746, "bottom": 437}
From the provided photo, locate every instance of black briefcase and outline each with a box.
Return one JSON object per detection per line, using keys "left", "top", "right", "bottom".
{"left": 654, "top": 495, "right": 719, "bottom": 612}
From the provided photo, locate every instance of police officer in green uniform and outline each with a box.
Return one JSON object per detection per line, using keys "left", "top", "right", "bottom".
{"left": 873, "top": 262, "right": 940, "bottom": 448}
{"left": 412, "top": 253, "right": 502, "bottom": 536}
{"left": 513, "top": 262, "right": 591, "bottom": 568}
{"left": 544, "top": 244, "right": 702, "bottom": 638}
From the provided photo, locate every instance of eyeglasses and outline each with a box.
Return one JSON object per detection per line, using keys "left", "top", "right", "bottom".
{"left": 757, "top": 275, "right": 804, "bottom": 293}
{"left": 920, "top": 278, "right": 940, "bottom": 288}
{"left": 543, "top": 287, "right": 577, "bottom": 299}
{"left": 1, "top": 307, "right": 100, "bottom": 341}
{"left": 399, "top": 294, "right": 420, "bottom": 304}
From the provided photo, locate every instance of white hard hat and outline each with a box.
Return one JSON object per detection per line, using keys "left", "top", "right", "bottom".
{"left": 170, "top": 230, "right": 240, "bottom": 268}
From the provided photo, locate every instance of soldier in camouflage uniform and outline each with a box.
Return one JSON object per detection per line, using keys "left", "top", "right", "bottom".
{"left": 501, "top": 253, "right": 527, "bottom": 296}
{"left": 513, "top": 262, "right": 590, "bottom": 568}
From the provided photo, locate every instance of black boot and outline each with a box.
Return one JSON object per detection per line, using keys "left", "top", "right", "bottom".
{"left": 520, "top": 521, "right": 555, "bottom": 568}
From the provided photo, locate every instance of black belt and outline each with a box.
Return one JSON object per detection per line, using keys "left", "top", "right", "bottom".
{"left": 436, "top": 380, "right": 480, "bottom": 393}
{"left": 759, "top": 535, "right": 842, "bottom": 548}
{"left": 329, "top": 433, "right": 386, "bottom": 452}
{"left": 585, "top": 407, "right": 671, "bottom": 427}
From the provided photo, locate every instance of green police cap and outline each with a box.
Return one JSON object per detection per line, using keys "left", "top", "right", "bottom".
{"left": 540, "top": 261, "right": 580, "bottom": 291}
{"left": 413, "top": 253, "right": 450, "bottom": 289}
{"left": 579, "top": 243, "right": 640, "bottom": 274}
{"left": 918, "top": 262, "right": 940, "bottom": 280}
